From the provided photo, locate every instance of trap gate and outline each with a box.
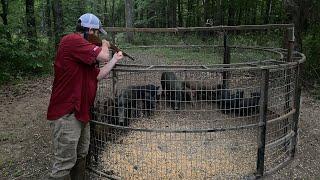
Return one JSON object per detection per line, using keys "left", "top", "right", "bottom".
{"left": 88, "top": 24, "right": 305, "bottom": 179}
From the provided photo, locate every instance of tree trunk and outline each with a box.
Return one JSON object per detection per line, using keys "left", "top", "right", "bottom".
{"left": 52, "top": 0, "right": 64, "bottom": 47}
{"left": 40, "top": 0, "right": 46, "bottom": 35}
{"left": 294, "top": 0, "right": 310, "bottom": 50}
{"left": 228, "top": 0, "right": 236, "bottom": 25}
{"left": 96, "top": 0, "right": 103, "bottom": 15}
{"left": 186, "top": 0, "right": 193, "bottom": 27}
{"left": 26, "top": 0, "right": 37, "bottom": 38}
{"left": 219, "top": 0, "right": 224, "bottom": 25}
{"left": 252, "top": 1, "right": 257, "bottom": 24}
{"left": 283, "top": 0, "right": 310, "bottom": 51}
{"left": 108, "top": 0, "right": 116, "bottom": 43}
{"left": 78, "top": 0, "right": 85, "bottom": 16}
{"left": 260, "top": 0, "right": 265, "bottom": 23}
{"left": 167, "top": 0, "right": 176, "bottom": 27}
{"left": 124, "top": 0, "right": 134, "bottom": 43}
{"left": 148, "top": 0, "right": 156, "bottom": 27}
{"left": 177, "top": 0, "right": 183, "bottom": 26}
{"left": 45, "top": 0, "right": 52, "bottom": 37}
{"left": 103, "top": 0, "right": 108, "bottom": 27}
{"left": 237, "top": 3, "right": 242, "bottom": 25}
{"left": 1, "top": 0, "right": 11, "bottom": 40}
{"left": 89, "top": 0, "right": 95, "bottom": 12}
{"left": 264, "top": 0, "right": 272, "bottom": 24}
{"left": 111, "top": 0, "right": 115, "bottom": 26}
{"left": 244, "top": 0, "right": 249, "bottom": 24}
{"left": 203, "top": 0, "right": 210, "bottom": 23}
{"left": 196, "top": 0, "right": 200, "bottom": 26}
{"left": 163, "top": 1, "right": 167, "bottom": 27}
{"left": 1, "top": 0, "right": 9, "bottom": 25}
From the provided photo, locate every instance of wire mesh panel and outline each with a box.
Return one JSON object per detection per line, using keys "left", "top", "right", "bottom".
{"left": 90, "top": 69, "right": 260, "bottom": 179}
{"left": 88, "top": 25, "right": 305, "bottom": 179}
{"left": 264, "top": 65, "right": 298, "bottom": 173}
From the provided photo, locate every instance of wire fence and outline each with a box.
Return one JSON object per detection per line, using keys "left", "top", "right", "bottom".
{"left": 88, "top": 24, "right": 305, "bottom": 179}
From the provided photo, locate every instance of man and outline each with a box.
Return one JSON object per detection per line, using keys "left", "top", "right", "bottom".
{"left": 46, "top": 13, "right": 123, "bottom": 180}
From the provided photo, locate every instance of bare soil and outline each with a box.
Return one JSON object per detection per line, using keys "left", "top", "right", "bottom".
{"left": 0, "top": 76, "right": 319, "bottom": 179}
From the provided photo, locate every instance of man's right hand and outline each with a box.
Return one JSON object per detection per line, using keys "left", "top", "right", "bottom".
{"left": 113, "top": 51, "right": 123, "bottom": 61}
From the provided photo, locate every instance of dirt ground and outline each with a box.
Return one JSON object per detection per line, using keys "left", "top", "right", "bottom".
{"left": 0, "top": 76, "right": 319, "bottom": 179}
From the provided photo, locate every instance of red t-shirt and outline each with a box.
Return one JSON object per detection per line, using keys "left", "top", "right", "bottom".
{"left": 47, "top": 33, "right": 102, "bottom": 124}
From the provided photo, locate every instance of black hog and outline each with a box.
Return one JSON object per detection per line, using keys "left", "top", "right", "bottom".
{"left": 117, "top": 84, "right": 160, "bottom": 125}
{"left": 216, "top": 86, "right": 245, "bottom": 114}
{"left": 216, "top": 85, "right": 261, "bottom": 116}
{"left": 92, "top": 98, "right": 114, "bottom": 122}
{"left": 232, "top": 92, "right": 261, "bottom": 116}
{"left": 161, "top": 72, "right": 184, "bottom": 110}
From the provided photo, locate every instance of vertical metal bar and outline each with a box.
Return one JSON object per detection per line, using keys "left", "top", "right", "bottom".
{"left": 223, "top": 31, "right": 230, "bottom": 88}
{"left": 290, "top": 64, "right": 302, "bottom": 158}
{"left": 256, "top": 68, "right": 269, "bottom": 178}
{"left": 112, "top": 68, "right": 118, "bottom": 97}
{"left": 282, "top": 27, "right": 289, "bottom": 49}
{"left": 286, "top": 27, "right": 295, "bottom": 62}
{"left": 285, "top": 27, "right": 294, "bottom": 109}
{"left": 283, "top": 27, "right": 295, "bottom": 145}
{"left": 111, "top": 32, "right": 116, "bottom": 44}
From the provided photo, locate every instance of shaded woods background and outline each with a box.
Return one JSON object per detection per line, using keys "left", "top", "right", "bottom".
{"left": 0, "top": 0, "right": 319, "bottom": 92}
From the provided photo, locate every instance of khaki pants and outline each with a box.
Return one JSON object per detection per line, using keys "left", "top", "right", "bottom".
{"left": 48, "top": 113, "right": 90, "bottom": 178}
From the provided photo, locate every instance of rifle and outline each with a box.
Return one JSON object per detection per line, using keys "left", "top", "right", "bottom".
{"left": 87, "top": 34, "right": 135, "bottom": 61}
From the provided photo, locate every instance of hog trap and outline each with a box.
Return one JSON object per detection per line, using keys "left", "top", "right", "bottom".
{"left": 88, "top": 24, "right": 305, "bottom": 179}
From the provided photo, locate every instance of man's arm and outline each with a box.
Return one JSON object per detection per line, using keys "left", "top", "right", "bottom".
{"left": 97, "top": 51, "right": 123, "bottom": 81}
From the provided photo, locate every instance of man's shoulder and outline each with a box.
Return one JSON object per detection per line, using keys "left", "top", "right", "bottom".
{"left": 61, "top": 33, "right": 83, "bottom": 43}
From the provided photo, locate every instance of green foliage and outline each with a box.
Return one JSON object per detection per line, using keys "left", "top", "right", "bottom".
{"left": 0, "top": 132, "right": 18, "bottom": 142}
{"left": 0, "top": 27, "right": 54, "bottom": 85}
{"left": 0, "top": 0, "right": 319, "bottom": 91}
{"left": 303, "top": 25, "right": 320, "bottom": 84}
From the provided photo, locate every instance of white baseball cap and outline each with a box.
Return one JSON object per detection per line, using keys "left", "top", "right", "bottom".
{"left": 78, "top": 13, "right": 107, "bottom": 35}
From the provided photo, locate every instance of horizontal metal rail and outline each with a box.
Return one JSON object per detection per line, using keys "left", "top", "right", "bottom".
{"left": 264, "top": 157, "right": 293, "bottom": 177}
{"left": 112, "top": 62, "right": 301, "bottom": 72}
{"left": 103, "top": 24, "right": 294, "bottom": 33}
{"left": 91, "top": 108, "right": 296, "bottom": 134}
{"left": 91, "top": 119, "right": 259, "bottom": 133}
{"left": 267, "top": 109, "right": 295, "bottom": 124}
{"left": 265, "top": 130, "right": 295, "bottom": 149}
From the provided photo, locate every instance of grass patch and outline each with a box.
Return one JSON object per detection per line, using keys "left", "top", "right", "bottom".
{"left": 0, "top": 132, "right": 18, "bottom": 142}
{"left": 130, "top": 47, "right": 223, "bottom": 64}
{"left": 126, "top": 46, "right": 279, "bottom": 65}
{"left": 13, "top": 169, "right": 23, "bottom": 177}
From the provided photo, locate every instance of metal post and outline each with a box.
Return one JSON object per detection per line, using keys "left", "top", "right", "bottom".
{"left": 222, "top": 31, "right": 230, "bottom": 88}
{"left": 286, "top": 27, "right": 295, "bottom": 62}
{"left": 283, "top": 27, "right": 295, "bottom": 146}
{"left": 112, "top": 68, "right": 118, "bottom": 97}
{"left": 256, "top": 68, "right": 269, "bottom": 178}
{"left": 111, "top": 32, "right": 116, "bottom": 44}
{"left": 285, "top": 27, "right": 294, "bottom": 109}
{"left": 290, "top": 64, "right": 302, "bottom": 158}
